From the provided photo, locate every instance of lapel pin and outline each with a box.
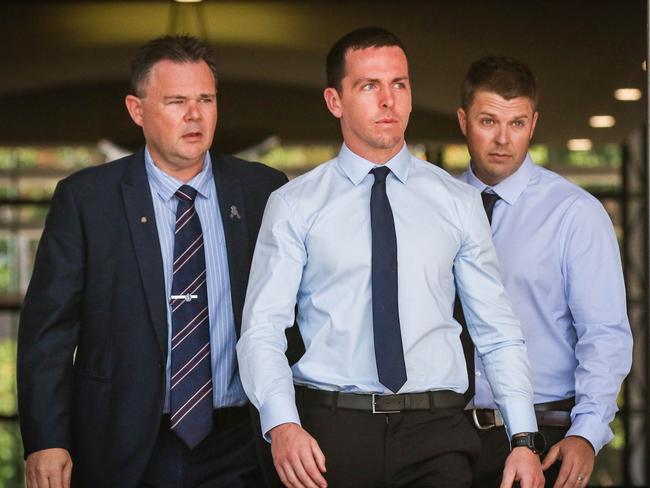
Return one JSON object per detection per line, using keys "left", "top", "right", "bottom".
{"left": 140, "top": 216, "right": 148, "bottom": 224}
{"left": 229, "top": 205, "right": 241, "bottom": 220}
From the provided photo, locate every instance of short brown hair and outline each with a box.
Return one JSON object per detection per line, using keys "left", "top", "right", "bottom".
{"left": 461, "top": 56, "right": 538, "bottom": 110}
{"left": 326, "top": 27, "right": 407, "bottom": 92}
{"left": 130, "top": 35, "right": 218, "bottom": 97}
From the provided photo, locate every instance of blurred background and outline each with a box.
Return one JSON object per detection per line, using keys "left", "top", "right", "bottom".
{"left": 0, "top": 1, "right": 647, "bottom": 486}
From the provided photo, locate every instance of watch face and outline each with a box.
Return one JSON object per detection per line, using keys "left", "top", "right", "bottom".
{"left": 532, "top": 432, "right": 547, "bottom": 453}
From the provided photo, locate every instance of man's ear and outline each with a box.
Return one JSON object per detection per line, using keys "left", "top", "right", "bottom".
{"left": 125, "top": 95, "right": 144, "bottom": 128}
{"left": 529, "top": 111, "right": 539, "bottom": 140}
{"left": 457, "top": 107, "right": 468, "bottom": 137}
{"left": 323, "top": 87, "right": 343, "bottom": 119}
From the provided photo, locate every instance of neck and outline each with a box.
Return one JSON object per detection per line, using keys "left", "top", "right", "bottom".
{"left": 345, "top": 141, "right": 404, "bottom": 165}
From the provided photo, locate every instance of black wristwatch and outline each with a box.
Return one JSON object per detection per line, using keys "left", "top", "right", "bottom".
{"left": 510, "top": 432, "right": 547, "bottom": 454}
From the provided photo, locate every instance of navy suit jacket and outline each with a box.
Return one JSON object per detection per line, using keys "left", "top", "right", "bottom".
{"left": 17, "top": 148, "right": 288, "bottom": 487}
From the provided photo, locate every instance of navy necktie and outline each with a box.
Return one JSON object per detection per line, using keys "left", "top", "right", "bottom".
{"left": 169, "top": 185, "right": 213, "bottom": 449}
{"left": 481, "top": 189, "right": 500, "bottom": 224}
{"left": 370, "top": 166, "right": 407, "bottom": 393}
{"left": 456, "top": 188, "right": 501, "bottom": 399}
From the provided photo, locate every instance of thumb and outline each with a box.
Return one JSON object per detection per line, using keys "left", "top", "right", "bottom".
{"left": 541, "top": 445, "right": 560, "bottom": 470}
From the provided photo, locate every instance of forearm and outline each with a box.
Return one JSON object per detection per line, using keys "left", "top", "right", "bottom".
{"left": 237, "top": 323, "right": 301, "bottom": 441}
{"left": 482, "top": 343, "right": 537, "bottom": 437}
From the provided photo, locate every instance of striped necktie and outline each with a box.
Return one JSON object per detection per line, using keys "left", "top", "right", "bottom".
{"left": 169, "top": 184, "right": 213, "bottom": 449}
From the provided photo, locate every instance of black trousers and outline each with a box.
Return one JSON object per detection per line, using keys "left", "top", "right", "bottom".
{"left": 139, "top": 406, "right": 264, "bottom": 488}
{"left": 297, "top": 401, "right": 481, "bottom": 488}
{"left": 470, "top": 425, "right": 568, "bottom": 488}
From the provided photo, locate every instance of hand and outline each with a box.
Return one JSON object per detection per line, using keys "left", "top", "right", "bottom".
{"left": 541, "top": 436, "right": 595, "bottom": 488}
{"left": 25, "top": 448, "right": 73, "bottom": 488}
{"left": 500, "top": 447, "right": 545, "bottom": 488}
{"left": 270, "top": 422, "right": 327, "bottom": 488}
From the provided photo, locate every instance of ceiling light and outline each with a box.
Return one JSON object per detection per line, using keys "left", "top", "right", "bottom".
{"left": 615, "top": 88, "right": 642, "bottom": 101}
{"left": 589, "top": 115, "right": 616, "bottom": 128}
{"left": 174, "top": 0, "right": 202, "bottom": 3}
{"left": 567, "top": 139, "right": 592, "bottom": 151}
{"left": 643, "top": 60, "right": 647, "bottom": 71}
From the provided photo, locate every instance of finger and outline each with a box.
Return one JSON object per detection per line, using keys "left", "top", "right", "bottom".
{"left": 62, "top": 460, "right": 73, "bottom": 488}
{"left": 541, "top": 445, "right": 560, "bottom": 470}
{"left": 301, "top": 449, "right": 327, "bottom": 488}
{"left": 552, "top": 458, "right": 574, "bottom": 488}
{"left": 499, "top": 469, "right": 515, "bottom": 488}
{"left": 281, "top": 459, "right": 307, "bottom": 488}
{"left": 567, "top": 462, "right": 591, "bottom": 488}
{"left": 35, "top": 468, "right": 51, "bottom": 488}
{"left": 26, "top": 470, "right": 38, "bottom": 488}
{"left": 518, "top": 474, "right": 533, "bottom": 488}
{"left": 311, "top": 441, "right": 327, "bottom": 473}
{"left": 291, "top": 455, "right": 320, "bottom": 488}
{"left": 275, "top": 463, "right": 295, "bottom": 488}
{"left": 48, "top": 471, "right": 63, "bottom": 488}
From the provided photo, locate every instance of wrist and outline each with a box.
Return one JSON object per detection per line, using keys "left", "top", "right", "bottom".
{"left": 510, "top": 431, "right": 547, "bottom": 454}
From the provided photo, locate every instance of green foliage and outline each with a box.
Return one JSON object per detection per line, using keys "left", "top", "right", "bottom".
{"left": 0, "top": 338, "right": 22, "bottom": 487}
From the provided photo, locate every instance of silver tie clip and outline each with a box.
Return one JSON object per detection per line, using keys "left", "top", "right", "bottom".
{"left": 170, "top": 294, "right": 198, "bottom": 302}
{"left": 229, "top": 205, "right": 241, "bottom": 220}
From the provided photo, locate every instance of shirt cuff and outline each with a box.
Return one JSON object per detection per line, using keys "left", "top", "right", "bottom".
{"left": 566, "top": 413, "right": 612, "bottom": 454}
{"left": 259, "top": 394, "right": 301, "bottom": 443}
{"left": 499, "top": 398, "right": 538, "bottom": 439}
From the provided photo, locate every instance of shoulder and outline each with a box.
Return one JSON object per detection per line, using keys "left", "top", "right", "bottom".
{"left": 57, "top": 152, "right": 140, "bottom": 195}
{"left": 536, "top": 166, "right": 604, "bottom": 213}
{"left": 271, "top": 159, "right": 335, "bottom": 201}
{"left": 412, "top": 157, "right": 480, "bottom": 199}
{"left": 533, "top": 167, "right": 612, "bottom": 233}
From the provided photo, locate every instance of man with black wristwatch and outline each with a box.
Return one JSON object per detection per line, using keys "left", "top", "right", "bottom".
{"left": 457, "top": 56, "right": 632, "bottom": 488}
{"left": 238, "top": 28, "right": 546, "bottom": 488}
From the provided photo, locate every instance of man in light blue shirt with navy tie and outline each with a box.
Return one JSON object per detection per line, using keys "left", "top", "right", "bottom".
{"left": 238, "top": 28, "right": 545, "bottom": 488}
{"left": 457, "top": 56, "right": 633, "bottom": 488}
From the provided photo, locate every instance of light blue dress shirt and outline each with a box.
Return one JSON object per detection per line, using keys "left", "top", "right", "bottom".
{"left": 237, "top": 143, "right": 537, "bottom": 439}
{"left": 145, "top": 148, "right": 247, "bottom": 411}
{"left": 460, "top": 154, "right": 633, "bottom": 453}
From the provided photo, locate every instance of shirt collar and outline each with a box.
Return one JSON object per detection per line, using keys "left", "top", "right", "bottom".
{"left": 466, "top": 153, "right": 535, "bottom": 206}
{"left": 144, "top": 146, "right": 213, "bottom": 202}
{"left": 336, "top": 142, "right": 411, "bottom": 186}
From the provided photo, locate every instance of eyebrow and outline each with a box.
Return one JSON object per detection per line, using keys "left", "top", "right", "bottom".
{"left": 351, "top": 76, "right": 409, "bottom": 89}
{"left": 163, "top": 93, "right": 216, "bottom": 101}
{"left": 477, "top": 111, "right": 529, "bottom": 120}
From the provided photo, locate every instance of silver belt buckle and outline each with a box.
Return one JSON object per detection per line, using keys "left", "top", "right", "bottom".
{"left": 471, "top": 408, "right": 504, "bottom": 430}
{"left": 371, "top": 394, "right": 401, "bottom": 414}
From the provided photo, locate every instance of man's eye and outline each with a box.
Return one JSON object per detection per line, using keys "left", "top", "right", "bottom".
{"left": 393, "top": 82, "right": 405, "bottom": 89}
{"left": 199, "top": 97, "right": 214, "bottom": 103}
{"left": 480, "top": 119, "right": 494, "bottom": 126}
{"left": 362, "top": 83, "right": 375, "bottom": 91}
{"left": 512, "top": 120, "right": 525, "bottom": 128}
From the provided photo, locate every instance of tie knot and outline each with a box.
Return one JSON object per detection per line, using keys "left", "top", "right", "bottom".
{"left": 370, "top": 166, "right": 391, "bottom": 183}
{"left": 481, "top": 189, "right": 500, "bottom": 206}
{"left": 175, "top": 185, "right": 198, "bottom": 202}
{"left": 481, "top": 189, "right": 500, "bottom": 224}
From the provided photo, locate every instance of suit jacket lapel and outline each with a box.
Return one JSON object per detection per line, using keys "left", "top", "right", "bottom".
{"left": 120, "top": 148, "right": 168, "bottom": 356}
{"left": 211, "top": 152, "right": 250, "bottom": 337}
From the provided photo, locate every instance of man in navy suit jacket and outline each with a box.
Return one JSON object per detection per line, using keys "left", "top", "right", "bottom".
{"left": 17, "top": 35, "right": 287, "bottom": 487}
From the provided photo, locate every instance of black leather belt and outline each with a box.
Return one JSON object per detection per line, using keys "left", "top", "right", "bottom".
{"left": 296, "top": 385, "right": 466, "bottom": 413}
{"left": 468, "top": 398, "right": 574, "bottom": 430}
